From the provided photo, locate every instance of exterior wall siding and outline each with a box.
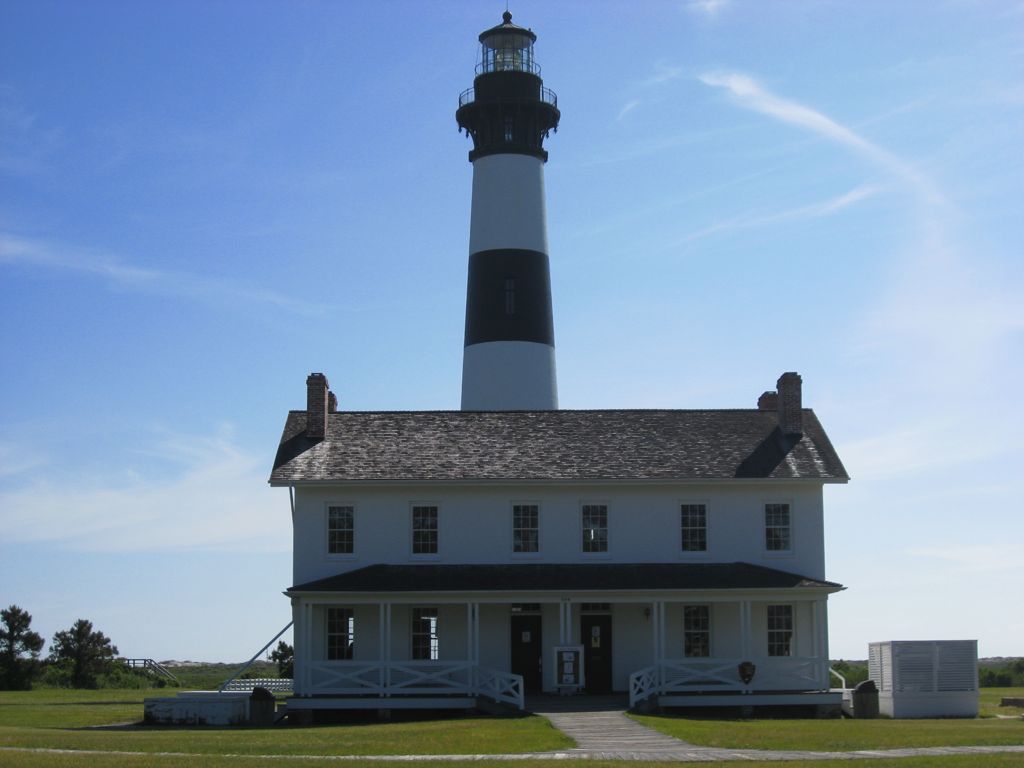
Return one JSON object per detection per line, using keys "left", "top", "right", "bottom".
{"left": 291, "top": 482, "right": 826, "bottom": 586}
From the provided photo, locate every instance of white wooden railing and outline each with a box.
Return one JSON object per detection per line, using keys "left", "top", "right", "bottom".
{"left": 629, "top": 657, "right": 830, "bottom": 708}
{"left": 303, "top": 661, "right": 523, "bottom": 709}
{"left": 222, "top": 678, "right": 293, "bottom": 693}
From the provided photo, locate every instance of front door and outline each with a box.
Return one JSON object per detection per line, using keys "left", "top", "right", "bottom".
{"left": 510, "top": 614, "right": 543, "bottom": 693}
{"left": 581, "top": 614, "right": 613, "bottom": 693}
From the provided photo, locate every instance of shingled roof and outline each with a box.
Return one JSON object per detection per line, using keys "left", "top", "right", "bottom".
{"left": 288, "top": 562, "right": 843, "bottom": 593}
{"left": 269, "top": 409, "right": 847, "bottom": 484}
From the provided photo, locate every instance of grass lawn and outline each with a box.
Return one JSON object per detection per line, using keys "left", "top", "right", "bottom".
{"left": 0, "top": 688, "right": 571, "bottom": 756}
{"left": 1, "top": 686, "right": 1022, "bottom": 766}
{"left": 630, "top": 686, "right": 1024, "bottom": 752}
{"left": 2, "top": 754, "right": 1024, "bottom": 768}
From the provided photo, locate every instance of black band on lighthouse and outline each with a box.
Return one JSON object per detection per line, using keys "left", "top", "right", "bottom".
{"left": 464, "top": 249, "right": 554, "bottom": 347}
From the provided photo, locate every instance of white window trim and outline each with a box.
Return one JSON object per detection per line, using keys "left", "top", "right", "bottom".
{"left": 510, "top": 500, "right": 542, "bottom": 557}
{"left": 410, "top": 606, "right": 440, "bottom": 660}
{"left": 579, "top": 501, "right": 611, "bottom": 558}
{"left": 682, "top": 603, "right": 713, "bottom": 658}
{"left": 409, "top": 501, "right": 440, "bottom": 559}
{"left": 325, "top": 502, "right": 357, "bottom": 560}
{"left": 766, "top": 603, "right": 795, "bottom": 657}
{"left": 763, "top": 499, "right": 794, "bottom": 556}
{"left": 678, "top": 499, "right": 711, "bottom": 559}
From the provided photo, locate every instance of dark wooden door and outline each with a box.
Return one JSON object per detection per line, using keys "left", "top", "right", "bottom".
{"left": 581, "top": 614, "right": 613, "bottom": 693}
{"left": 510, "top": 615, "right": 543, "bottom": 693}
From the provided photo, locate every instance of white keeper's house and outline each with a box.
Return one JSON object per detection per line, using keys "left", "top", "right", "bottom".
{"left": 270, "top": 12, "right": 848, "bottom": 715}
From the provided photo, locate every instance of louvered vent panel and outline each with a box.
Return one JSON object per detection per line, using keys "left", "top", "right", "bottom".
{"left": 937, "top": 641, "right": 978, "bottom": 692}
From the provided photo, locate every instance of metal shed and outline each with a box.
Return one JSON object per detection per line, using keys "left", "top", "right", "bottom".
{"left": 868, "top": 640, "right": 978, "bottom": 718}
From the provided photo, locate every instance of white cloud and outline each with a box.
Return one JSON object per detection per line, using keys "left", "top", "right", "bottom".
{"left": 616, "top": 99, "right": 641, "bottom": 121}
{"left": 697, "top": 71, "right": 943, "bottom": 204}
{"left": 0, "top": 428, "right": 289, "bottom": 552}
{"left": 0, "top": 232, "right": 322, "bottom": 316}
{"left": 680, "top": 183, "right": 880, "bottom": 243}
{"left": 686, "top": 0, "right": 729, "bottom": 17}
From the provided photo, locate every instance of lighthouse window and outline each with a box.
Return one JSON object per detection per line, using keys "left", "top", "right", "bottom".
{"left": 504, "top": 277, "right": 516, "bottom": 314}
{"left": 504, "top": 116, "right": 514, "bottom": 143}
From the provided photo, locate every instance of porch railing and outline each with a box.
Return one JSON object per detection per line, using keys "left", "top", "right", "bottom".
{"left": 629, "top": 657, "right": 830, "bottom": 708}
{"left": 304, "top": 661, "right": 523, "bottom": 709}
{"left": 222, "top": 677, "right": 293, "bottom": 693}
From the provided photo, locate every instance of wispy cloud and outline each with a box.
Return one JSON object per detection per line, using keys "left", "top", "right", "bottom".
{"left": 685, "top": 0, "right": 730, "bottom": 17}
{"left": 0, "top": 85, "right": 64, "bottom": 176}
{"left": 0, "top": 232, "right": 323, "bottom": 316}
{"left": 617, "top": 99, "right": 641, "bottom": 121}
{"left": 1, "top": 428, "right": 288, "bottom": 553}
{"left": 698, "top": 71, "right": 943, "bottom": 204}
{"left": 680, "top": 183, "right": 880, "bottom": 243}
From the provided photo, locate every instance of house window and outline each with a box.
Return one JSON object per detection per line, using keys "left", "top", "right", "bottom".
{"left": 412, "top": 505, "right": 438, "bottom": 554}
{"left": 504, "top": 277, "right": 516, "bottom": 315}
{"left": 683, "top": 605, "right": 710, "bottom": 657}
{"left": 680, "top": 504, "right": 707, "bottom": 552}
{"left": 326, "top": 607, "right": 354, "bottom": 660}
{"left": 504, "top": 115, "right": 514, "bottom": 142}
{"left": 765, "top": 503, "right": 791, "bottom": 551}
{"left": 411, "top": 608, "right": 439, "bottom": 660}
{"left": 581, "top": 504, "right": 608, "bottom": 552}
{"left": 767, "top": 605, "right": 793, "bottom": 657}
{"left": 513, "top": 504, "right": 539, "bottom": 552}
{"left": 327, "top": 505, "right": 354, "bottom": 554}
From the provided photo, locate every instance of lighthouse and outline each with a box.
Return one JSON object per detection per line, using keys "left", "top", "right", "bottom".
{"left": 457, "top": 12, "right": 560, "bottom": 411}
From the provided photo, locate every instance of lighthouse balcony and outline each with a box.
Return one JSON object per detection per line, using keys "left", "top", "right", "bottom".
{"left": 459, "top": 85, "right": 557, "bottom": 109}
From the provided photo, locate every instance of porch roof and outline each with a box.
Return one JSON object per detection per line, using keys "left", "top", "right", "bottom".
{"left": 287, "top": 562, "right": 843, "bottom": 594}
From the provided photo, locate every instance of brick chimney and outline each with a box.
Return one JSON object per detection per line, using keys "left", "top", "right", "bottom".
{"left": 327, "top": 391, "right": 338, "bottom": 414}
{"left": 757, "top": 391, "right": 778, "bottom": 410}
{"left": 776, "top": 372, "right": 803, "bottom": 436}
{"left": 306, "top": 372, "right": 329, "bottom": 440}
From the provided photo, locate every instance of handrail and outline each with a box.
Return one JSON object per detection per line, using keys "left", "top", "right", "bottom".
{"left": 458, "top": 87, "right": 558, "bottom": 109}
{"left": 829, "top": 666, "right": 848, "bottom": 690}
{"left": 219, "top": 620, "right": 293, "bottom": 693}
{"left": 119, "top": 658, "right": 179, "bottom": 683}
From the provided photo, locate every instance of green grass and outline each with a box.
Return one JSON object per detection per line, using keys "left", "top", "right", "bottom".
{"left": 983, "top": 687, "right": 1024, "bottom": 718}
{"left": 2, "top": 755, "right": 1024, "bottom": 768}
{"left": 630, "top": 686, "right": 1024, "bottom": 751}
{"left": 0, "top": 688, "right": 571, "bottom": 756}
{"left": 1, "top": 686, "right": 1022, "bottom": 765}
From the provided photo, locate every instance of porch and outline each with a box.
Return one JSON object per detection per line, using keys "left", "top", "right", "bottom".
{"left": 286, "top": 562, "right": 842, "bottom": 712}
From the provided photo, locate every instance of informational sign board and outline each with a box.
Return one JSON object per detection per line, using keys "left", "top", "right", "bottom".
{"left": 553, "top": 645, "right": 584, "bottom": 692}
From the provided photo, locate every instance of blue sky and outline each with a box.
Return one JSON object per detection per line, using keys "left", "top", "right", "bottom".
{"left": 1, "top": 0, "right": 1021, "bottom": 662}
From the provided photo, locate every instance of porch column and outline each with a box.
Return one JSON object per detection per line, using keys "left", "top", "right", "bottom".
{"left": 658, "top": 601, "right": 667, "bottom": 664}
{"left": 814, "top": 598, "right": 829, "bottom": 688}
{"left": 559, "top": 599, "right": 571, "bottom": 643}
{"left": 739, "top": 600, "right": 752, "bottom": 659}
{"left": 473, "top": 603, "right": 480, "bottom": 664}
{"left": 380, "top": 606, "right": 387, "bottom": 696}
{"left": 303, "top": 600, "right": 314, "bottom": 694}
{"left": 650, "top": 601, "right": 660, "bottom": 664}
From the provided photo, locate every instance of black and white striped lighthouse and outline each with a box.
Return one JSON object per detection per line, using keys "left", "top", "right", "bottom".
{"left": 457, "top": 12, "right": 560, "bottom": 411}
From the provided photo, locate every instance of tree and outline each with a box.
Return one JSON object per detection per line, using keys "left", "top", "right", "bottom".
{"left": 270, "top": 640, "right": 293, "bottom": 678}
{"left": 0, "top": 605, "right": 45, "bottom": 690}
{"left": 49, "top": 619, "right": 118, "bottom": 689}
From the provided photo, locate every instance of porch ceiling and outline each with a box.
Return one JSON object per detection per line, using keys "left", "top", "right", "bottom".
{"left": 287, "top": 562, "right": 842, "bottom": 594}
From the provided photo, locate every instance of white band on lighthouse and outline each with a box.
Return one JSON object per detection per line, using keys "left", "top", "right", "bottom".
{"left": 469, "top": 154, "right": 549, "bottom": 255}
{"left": 461, "top": 341, "right": 558, "bottom": 411}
